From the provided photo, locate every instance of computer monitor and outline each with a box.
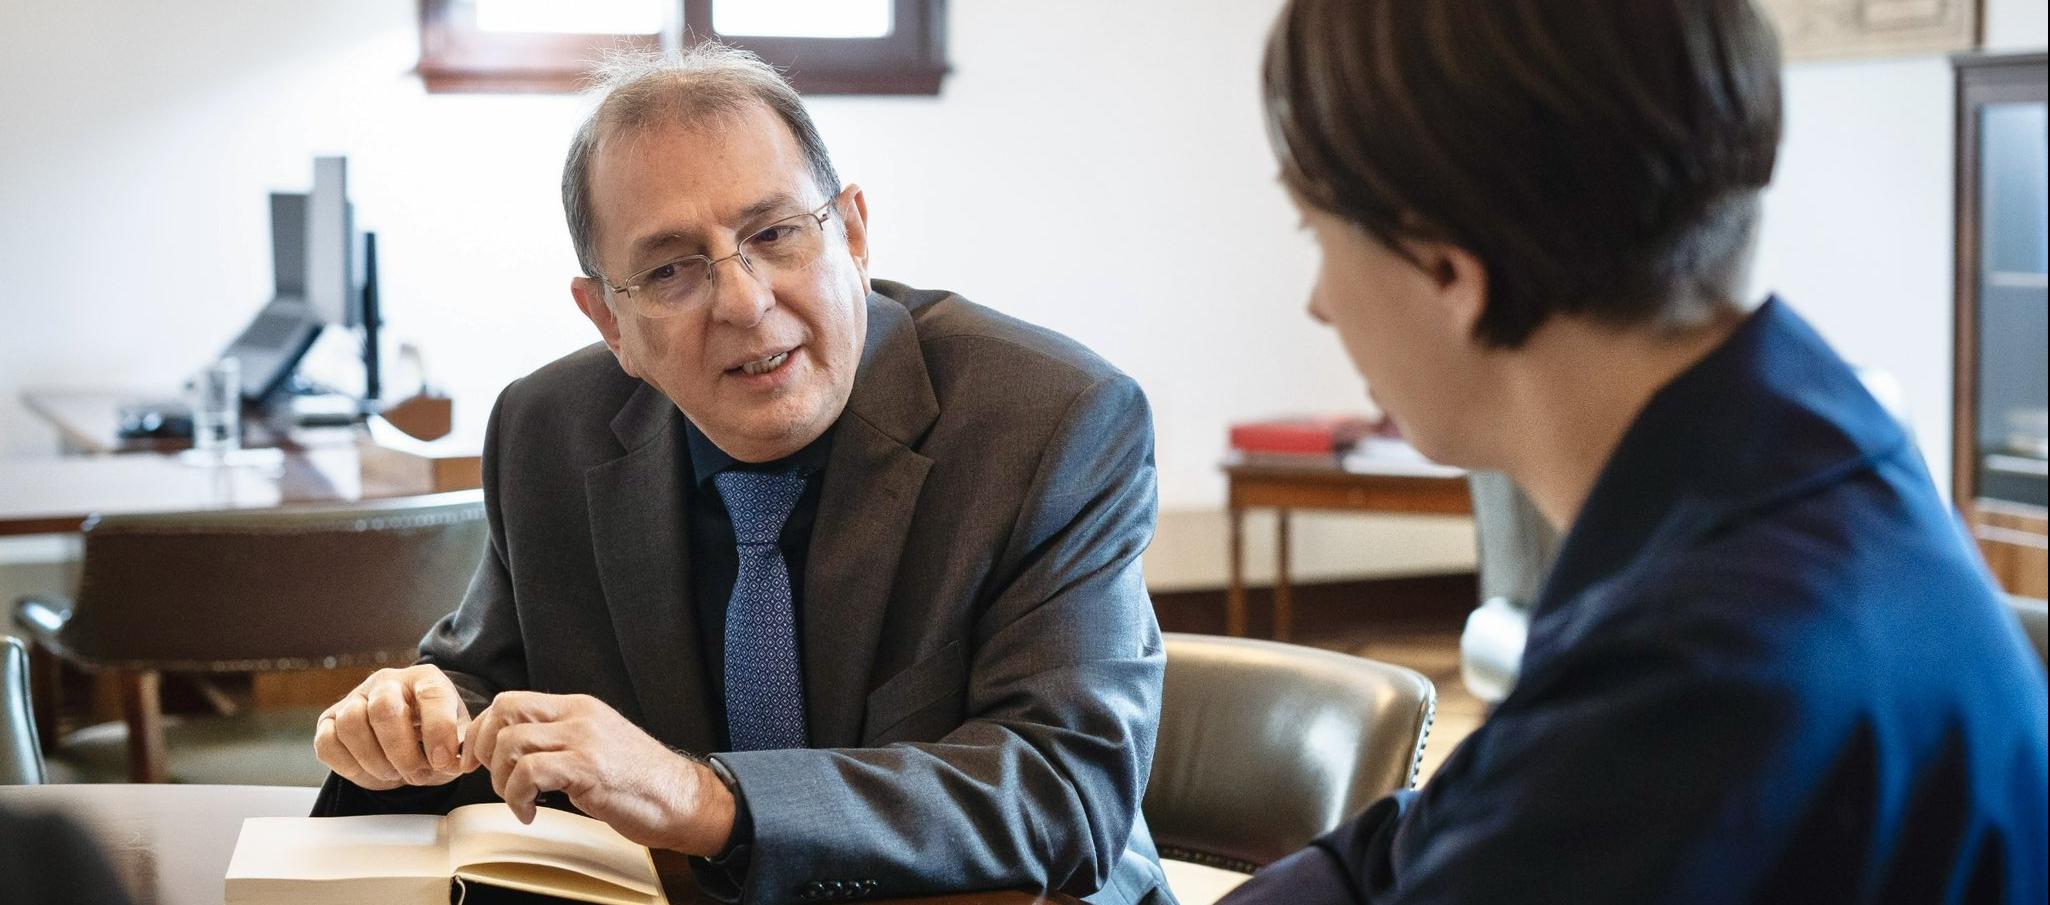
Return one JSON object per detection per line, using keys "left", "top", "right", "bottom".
{"left": 221, "top": 156, "right": 366, "bottom": 403}
{"left": 270, "top": 193, "right": 306, "bottom": 299}
{"left": 220, "top": 297, "right": 321, "bottom": 403}
{"left": 305, "top": 155, "right": 358, "bottom": 328}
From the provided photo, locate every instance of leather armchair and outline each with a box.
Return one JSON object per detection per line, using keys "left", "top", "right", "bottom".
{"left": 1145, "top": 633, "right": 1435, "bottom": 902}
{"left": 12, "top": 491, "right": 486, "bottom": 784}
{"left": 2, "top": 636, "right": 43, "bottom": 784}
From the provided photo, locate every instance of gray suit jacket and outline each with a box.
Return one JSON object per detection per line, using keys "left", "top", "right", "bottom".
{"left": 322, "top": 280, "right": 1170, "bottom": 904}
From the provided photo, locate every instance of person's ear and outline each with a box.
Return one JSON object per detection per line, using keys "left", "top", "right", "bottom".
{"left": 571, "top": 277, "right": 641, "bottom": 378}
{"left": 837, "top": 184, "right": 871, "bottom": 288}
{"left": 1408, "top": 239, "right": 1489, "bottom": 341}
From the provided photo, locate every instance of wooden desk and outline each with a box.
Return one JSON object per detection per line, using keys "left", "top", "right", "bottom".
{"left": 22, "top": 388, "right": 360, "bottom": 455}
{"left": 0, "top": 784, "right": 1077, "bottom": 905}
{"left": 0, "top": 784, "right": 317, "bottom": 905}
{"left": 0, "top": 448, "right": 372, "bottom": 537}
{"left": 1225, "top": 451, "right": 1472, "bottom": 641}
{"left": 5, "top": 391, "right": 482, "bottom": 537}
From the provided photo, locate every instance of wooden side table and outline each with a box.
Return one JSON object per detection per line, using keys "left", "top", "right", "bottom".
{"left": 1225, "top": 452, "right": 1472, "bottom": 640}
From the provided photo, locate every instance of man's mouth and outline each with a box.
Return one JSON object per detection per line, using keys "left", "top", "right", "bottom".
{"left": 737, "top": 350, "right": 791, "bottom": 376}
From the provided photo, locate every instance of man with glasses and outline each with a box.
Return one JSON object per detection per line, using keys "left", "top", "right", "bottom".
{"left": 309, "top": 45, "right": 1173, "bottom": 905}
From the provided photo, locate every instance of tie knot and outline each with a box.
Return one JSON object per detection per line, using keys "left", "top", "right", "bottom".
{"left": 714, "top": 469, "right": 806, "bottom": 546}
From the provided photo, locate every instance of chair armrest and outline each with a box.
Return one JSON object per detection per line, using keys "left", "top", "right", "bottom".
{"left": 1460, "top": 596, "right": 1530, "bottom": 704}
{"left": 12, "top": 596, "right": 73, "bottom": 644}
{"left": 2, "top": 634, "right": 46, "bottom": 784}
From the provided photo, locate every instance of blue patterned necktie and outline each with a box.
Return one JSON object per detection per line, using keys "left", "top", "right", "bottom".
{"left": 713, "top": 469, "right": 811, "bottom": 752}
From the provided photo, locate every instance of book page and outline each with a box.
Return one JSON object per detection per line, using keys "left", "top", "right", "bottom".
{"left": 446, "top": 804, "right": 665, "bottom": 903}
{"left": 457, "top": 862, "right": 665, "bottom": 905}
{"left": 224, "top": 814, "right": 450, "bottom": 905}
{"left": 226, "top": 814, "right": 449, "bottom": 881}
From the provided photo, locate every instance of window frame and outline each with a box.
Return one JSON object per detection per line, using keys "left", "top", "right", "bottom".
{"left": 685, "top": 0, "right": 947, "bottom": 95}
{"left": 416, "top": 1, "right": 662, "bottom": 94}
{"left": 417, "top": 0, "right": 948, "bottom": 95}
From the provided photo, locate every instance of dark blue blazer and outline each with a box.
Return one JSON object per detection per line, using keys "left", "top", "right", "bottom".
{"left": 1224, "top": 299, "right": 2049, "bottom": 904}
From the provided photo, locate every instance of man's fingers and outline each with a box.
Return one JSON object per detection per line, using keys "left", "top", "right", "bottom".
{"left": 332, "top": 697, "right": 402, "bottom": 785}
{"left": 485, "top": 722, "right": 568, "bottom": 785}
{"left": 462, "top": 705, "right": 507, "bottom": 775}
{"left": 312, "top": 715, "right": 368, "bottom": 783}
{"left": 366, "top": 682, "right": 432, "bottom": 784}
{"left": 485, "top": 690, "right": 561, "bottom": 724}
{"left": 485, "top": 721, "right": 553, "bottom": 803}
{"left": 501, "top": 751, "right": 580, "bottom": 825}
{"left": 464, "top": 691, "right": 560, "bottom": 771}
{"left": 410, "top": 673, "right": 468, "bottom": 773}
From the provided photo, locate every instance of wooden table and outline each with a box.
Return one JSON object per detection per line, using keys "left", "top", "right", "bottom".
{"left": 22, "top": 389, "right": 360, "bottom": 456}
{"left": 1225, "top": 449, "right": 1472, "bottom": 641}
{"left": 0, "top": 448, "right": 373, "bottom": 537}
{"left": 0, "top": 784, "right": 1077, "bottom": 905}
{"left": 0, "top": 784, "right": 317, "bottom": 905}
{"left": 3, "top": 391, "right": 482, "bottom": 537}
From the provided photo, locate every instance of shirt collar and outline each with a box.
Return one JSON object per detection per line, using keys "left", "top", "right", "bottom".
{"left": 682, "top": 417, "right": 835, "bottom": 488}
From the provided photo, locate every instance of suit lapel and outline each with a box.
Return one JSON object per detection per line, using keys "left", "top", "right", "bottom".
{"left": 586, "top": 382, "right": 718, "bottom": 755}
{"left": 802, "top": 294, "right": 939, "bottom": 747}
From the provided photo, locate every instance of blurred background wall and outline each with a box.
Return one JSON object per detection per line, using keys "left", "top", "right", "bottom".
{"left": 2, "top": 0, "right": 2043, "bottom": 591}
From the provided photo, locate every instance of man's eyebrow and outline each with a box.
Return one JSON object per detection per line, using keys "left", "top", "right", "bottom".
{"left": 733, "top": 193, "right": 799, "bottom": 225}
{"left": 624, "top": 193, "right": 804, "bottom": 263}
{"left": 627, "top": 231, "right": 695, "bottom": 264}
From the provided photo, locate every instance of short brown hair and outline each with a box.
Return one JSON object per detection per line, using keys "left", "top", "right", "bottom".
{"left": 1264, "top": 0, "right": 1783, "bottom": 347}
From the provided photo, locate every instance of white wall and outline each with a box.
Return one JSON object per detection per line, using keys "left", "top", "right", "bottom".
{"left": 1986, "top": 0, "right": 2050, "bottom": 53}
{"left": 1752, "top": 56, "right": 1960, "bottom": 487}
{"left": 1, "top": 0, "right": 1372, "bottom": 499}
{"left": 3, "top": 1, "right": 2042, "bottom": 590}
{"left": 1752, "top": 4, "right": 2045, "bottom": 494}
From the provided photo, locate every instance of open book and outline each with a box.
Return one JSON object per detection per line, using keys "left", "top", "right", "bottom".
{"left": 225, "top": 803, "right": 669, "bottom": 905}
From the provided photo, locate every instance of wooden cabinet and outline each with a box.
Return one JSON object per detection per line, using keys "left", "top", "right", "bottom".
{"left": 1953, "top": 52, "right": 2048, "bottom": 599}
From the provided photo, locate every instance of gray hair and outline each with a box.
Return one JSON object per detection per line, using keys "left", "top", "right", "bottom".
{"left": 562, "top": 44, "right": 843, "bottom": 280}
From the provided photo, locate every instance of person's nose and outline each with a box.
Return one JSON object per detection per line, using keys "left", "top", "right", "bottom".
{"left": 706, "top": 253, "right": 774, "bottom": 328}
{"left": 1306, "top": 284, "right": 1332, "bottom": 326}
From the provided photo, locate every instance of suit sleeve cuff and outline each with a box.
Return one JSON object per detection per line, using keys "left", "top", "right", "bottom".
{"left": 689, "top": 755, "right": 755, "bottom": 903}
{"left": 310, "top": 771, "right": 463, "bottom": 817}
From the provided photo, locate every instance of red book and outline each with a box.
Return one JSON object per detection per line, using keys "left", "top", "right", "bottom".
{"left": 1229, "top": 415, "right": 1378, "bottom": 456}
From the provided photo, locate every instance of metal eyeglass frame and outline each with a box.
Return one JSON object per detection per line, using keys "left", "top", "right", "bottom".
{"left": 600, "top": 200, "right": 837, "bottom": 317}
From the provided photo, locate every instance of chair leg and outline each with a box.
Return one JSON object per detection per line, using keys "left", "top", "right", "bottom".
{"left": 119, "top": 670, "right": 167, "bottom": 784}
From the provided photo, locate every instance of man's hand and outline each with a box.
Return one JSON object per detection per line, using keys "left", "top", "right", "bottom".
{"left": 461, "top": 692, "right": 736, "bottom": 856}
{"left": 314, "top": 664, "right": 471, "bottom": 791}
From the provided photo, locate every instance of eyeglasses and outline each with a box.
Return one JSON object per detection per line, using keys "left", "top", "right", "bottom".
{"left": 601, "top": 199, "right": 837, "bottom": 319}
